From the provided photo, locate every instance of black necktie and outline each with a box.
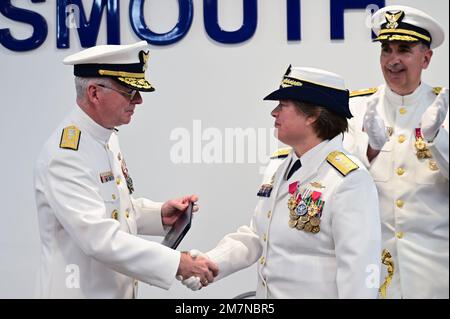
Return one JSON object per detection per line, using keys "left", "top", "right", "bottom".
{"left": 286, "top": 159, "right": 302, "bottom": 180}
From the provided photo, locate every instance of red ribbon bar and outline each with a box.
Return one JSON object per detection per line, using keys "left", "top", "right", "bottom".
{"left": 415, "top": 128, "right": 422, "bottom": 140}
{"left": 296, "top": 192, "right": 302, "bottom": 203}
{"left": 311, "top": 191, "right": 321, "bottom": 202}
{"left": 289, "top": 181, "right": 298, "bottom": 195}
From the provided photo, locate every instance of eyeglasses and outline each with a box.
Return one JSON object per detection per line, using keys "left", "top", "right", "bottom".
{"left": 97, "top": 84, "right": 139, "bottom": 100}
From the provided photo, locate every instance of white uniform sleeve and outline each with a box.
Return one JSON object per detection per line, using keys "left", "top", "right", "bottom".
{"left": 44, "top": 152, "right": 180, "bottom": 290}
{"left": 131, "top": 197, "right": 166, "bottom": 236}
{"left": 205, "top": 213, "right": 262, "bottom": 281}
{"left": 428, "top": 111, "right": 449, "bottom": 179}
{"left": 331, "top": 169, "right": 381, "bottom": 298}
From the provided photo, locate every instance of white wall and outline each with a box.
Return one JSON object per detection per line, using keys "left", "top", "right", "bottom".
{"left": 0, "top": 0, "right": 448, "bottom": 298}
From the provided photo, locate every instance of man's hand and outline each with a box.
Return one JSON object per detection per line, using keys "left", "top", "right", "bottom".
{"left": 161, "top": 195, "right": 198, "bottom": 227}
{"left": 177, "top": 250, "right": 209, "bottom": 291}
{"left": 176, "top": 251, "right": 218, "bottom": 289}
{"left": 363, "top": 95, "right": 387, "bottom": 151}
{"left": 421, "top": 88, "right": 449, "bottom": 142}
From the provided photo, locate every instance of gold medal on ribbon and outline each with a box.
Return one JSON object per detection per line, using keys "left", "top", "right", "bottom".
{"left": 296, "top": 222, "right": 305, "bottom": 230}
{"left": 309, "top": 216, "right": 321, "bottom": 227}
{"left": 304, "top": 223, "right": 313, "bottom": 232}
{"left": 308, "top": 203, "right": 319, "bottom": 217}
{"left": 415, "top": 138, "right": 426, "bottom": 151}
{"left": 415, "top": 128, "right": 432, "bottom": 160}
{"left": 288, "top": 219, "right": 298, "bottom": 228}
{"left": 311, "top": 226, "right": 320, "bottom": 234}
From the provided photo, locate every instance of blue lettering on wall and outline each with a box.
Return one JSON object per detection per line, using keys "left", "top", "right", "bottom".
{"left": 0, "top": 0, "right": 48, "bottom": 52}
{"left": 204, "top": 0, "right": 257, "bottom": 44}
{"left": 56, "top": 0, "right": 120, "bottom": 49}
{"left": 0, "top": 0, "right": 387, "bottom": 51}
{"left": 330, "top": 0, "right": 385, "bottom": 39}
{"left": 130, "top": 0, "right": 193, "bottom": 46}
{"left": 287, "top": 0, "right": 301, "bottom": 41}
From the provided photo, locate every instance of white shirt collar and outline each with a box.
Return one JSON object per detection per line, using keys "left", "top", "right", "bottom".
{"left": 296, "top": 134, "right": 343, "bottom": 176}
{"left": 384, "top": 82, "right": 425, "bottom": 106}
{"left": 70, "top": 106, "right": 114, "bottom": 144}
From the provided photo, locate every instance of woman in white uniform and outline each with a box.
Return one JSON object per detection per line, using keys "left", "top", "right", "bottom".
{"left": 180, "top": 66, "right": 382, "bottom": 298}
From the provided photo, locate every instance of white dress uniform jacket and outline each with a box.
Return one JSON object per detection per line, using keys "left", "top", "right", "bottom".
{"left": 34, "top": 106, "right": 181, "bottom": 298}
{"left": 344, "top": 83, "right": 449, "bottom": 298}
{"left": 206, "top": 135, "right": 381, "bottom": 298}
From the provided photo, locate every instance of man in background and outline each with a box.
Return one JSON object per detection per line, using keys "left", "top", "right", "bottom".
{"left": 345, "top": 6, "right": 448, "bottom": 298}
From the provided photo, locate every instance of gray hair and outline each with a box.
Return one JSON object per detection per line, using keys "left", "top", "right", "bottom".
{"left": 75, "top": 77, "right": 112, "bottom": 100}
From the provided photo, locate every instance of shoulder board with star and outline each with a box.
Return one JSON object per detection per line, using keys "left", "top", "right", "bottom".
{"left": 326, "top": 151, "right": 359, "bottom": 176}
{"left": 270, "top": 148, "right": 292, "bottom": 159}
{"left": 349, "top": 87, "right": 378, "bottom": 98}
{"left": 433, "top": 87, "right": 443, "bottom": 95}
{"left": 59, "top": 125, "right": 81, "bottom": 151}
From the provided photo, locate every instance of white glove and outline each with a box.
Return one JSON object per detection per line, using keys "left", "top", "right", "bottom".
{"left": 363, "top": 95, "right": 387, "bottom": 150}
{"left": 421, "top": 88, "right": 449, "bottom": 142}
{"left": 177, "top": 249, "right": 208, "bottom": 291}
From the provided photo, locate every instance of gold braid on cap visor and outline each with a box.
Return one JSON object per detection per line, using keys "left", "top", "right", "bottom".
{"left": 98, "top": 69, "right": 145, "bottom": 78}
{"left": 378, "top": 28, "right": 431, "bottom": 42}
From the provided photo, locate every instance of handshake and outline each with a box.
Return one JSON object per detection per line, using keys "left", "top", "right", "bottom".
{"left": 176, "top": 249, "right": 216, "bottom": 291}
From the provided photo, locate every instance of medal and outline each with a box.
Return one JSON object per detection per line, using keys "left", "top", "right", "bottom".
{"left": 288, "top": 219, "right": 298, "bottom": 228}
{"left": 290, "top": 210, "right": 300, "bottom": 219}
{"left": 299, "top": 215, "right": 309, "bottom": 223}
{"left": 311, "top": 226, "right": 320, "bottom": 234}
{"left": 296, "top": 201, "right": 308, "bottom": 216}
{"left": 287, "top": 197, "right": 297, "bottom": 210}
{"left": 309, "top": 216, "right": 321, "bottom": 227}
{"left": 121, "top": 158, "right": 134, "bottom": 194}
{"left": 296, "top": 222, "right": 305, "bottom": 230}
{"left": 287, "top": 185, "right": 324, "bottom": 234}
{"left": 304, "top": 223, "right": 313, "bottom": 232}
{"left": 415, "top": 128, "right": 432, "bottom": 159}
{"left": 308, "top": 203, "right": 319, "bottom": 217}
{"left": 415, "top": 139, "right": 426, "bottom": 151}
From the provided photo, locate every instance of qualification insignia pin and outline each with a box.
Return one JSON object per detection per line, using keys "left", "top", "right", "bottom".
{"left": 310, "top": 182, "right": 325, "bottom": 189}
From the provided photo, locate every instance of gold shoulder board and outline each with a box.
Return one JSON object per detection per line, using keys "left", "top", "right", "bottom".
{"left": 326, "top": 151, "right": 359, "bottom": 176}
{"left": 433, "top": 87, "right": 443, "bottom": 95}
{"left": 270, "top": 148, "right": 292, "bottom": 159}
{"left": 59, "top": 125, "right": 81, "bottom": 151}
{"left": 349, "top": 87, "right": 378, "bottom": 98}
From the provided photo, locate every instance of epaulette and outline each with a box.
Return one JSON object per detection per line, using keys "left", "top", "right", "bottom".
{"left": 59, "top": 125, "right": 81, "bottom": 151}
{"left": 433, "top": 87, "right": 443, "bottom": 95}
{"left": 326, "top": 151, "right": 359, "bottom": 176}
{"left": 270, "top": 148, "right": 291, "bottom": 159}
{"left": 349, "top": 87, "right": 378, "bottom": 98}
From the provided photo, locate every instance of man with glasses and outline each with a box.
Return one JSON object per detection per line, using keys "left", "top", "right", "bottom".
{"left": 344, "top": 6, "right": 448, "bottom": 298}
{"left": 34, "top": 41, "right": 218, "bottom": 298}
